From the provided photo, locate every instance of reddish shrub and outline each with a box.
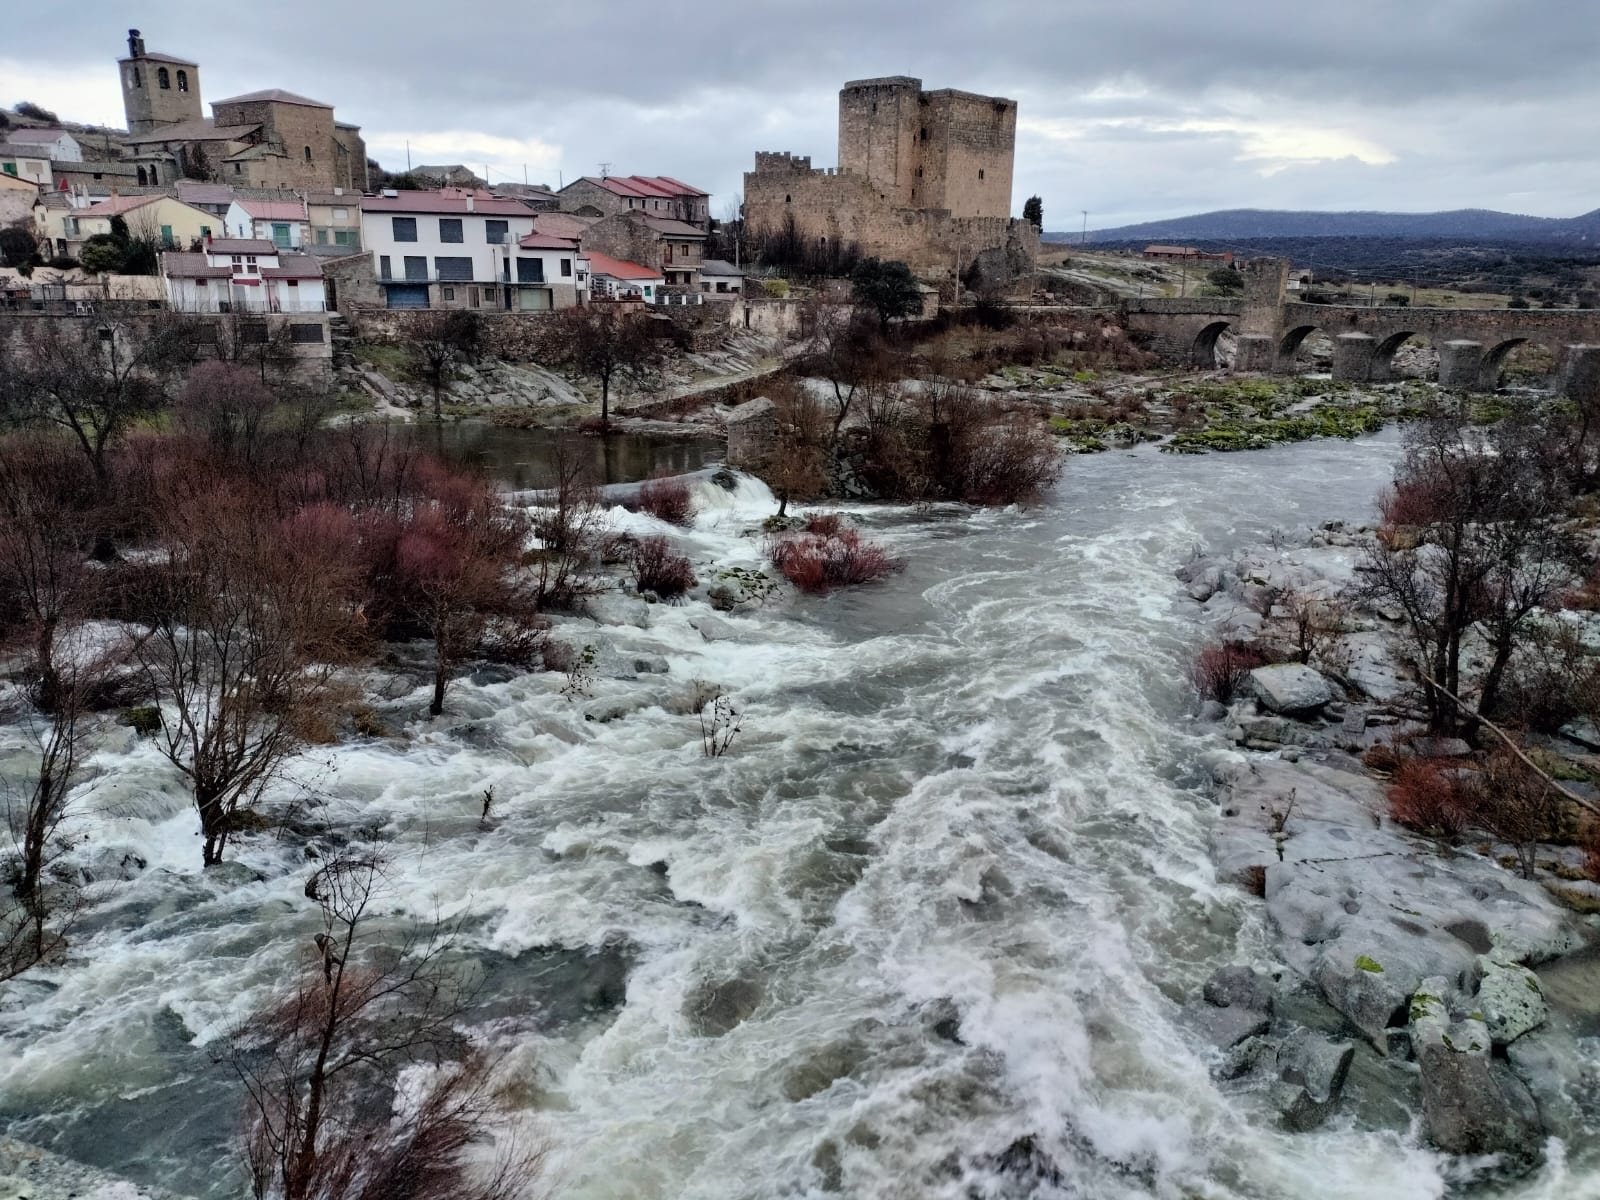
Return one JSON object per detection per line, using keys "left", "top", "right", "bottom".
{"left": 1187, "top": 641, "right": 1268, "bottom": 704}
{"left": 1387, "top": 758, "right": 1472, "bottom": 838}
{"left": 631, "top": 535, "right": 695, "bottom": 599}
{"left": 633, "top": 475, "right": 695, "bottom": 526}
{"left": 1361, "top": 744, "right": 1403, "bottom": 774}
{"left": 802, "top": 512, "right": 845, "bottom": 537}
{"left": 769, "top": 528, "right": 900, "bottom": 594}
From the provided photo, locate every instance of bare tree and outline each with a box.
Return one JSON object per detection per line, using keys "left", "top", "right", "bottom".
{"left": 1362, "top": 415, "right": 1579, "bottom": 734}
{"left": 529, "top": 445, "right": 606, "bottom": 609}
{"left": 802, "top": 298, "right": 884, "bottom": 435}
{"left": 533, "top": 304, "right": 665, "bottom": 430}
{"left": 390, "top": 489, "right": 530, "bottom": 717}
{"left": 137, "top": 486, "right": 358, "bottom": 865}
{"left": 228, "top": 853, "right": 542, "bottom": 1199}
{"left": 0, "top": 311, "right": 198, "bottom": 487}
{"left": 0, "top": 433, "right": 98, "bottom": 710}
{"left": 409, "top": 309, "right": 485, "bottom": 423}
{"left": 757, "top": 384, "right": 829, "bottom": 518}
{"left": 0, "top": 634, "right": 122, "bottom": 980}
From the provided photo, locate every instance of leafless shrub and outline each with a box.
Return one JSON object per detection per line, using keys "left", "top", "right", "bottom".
{"left": 630, "top": 536, "right": 695, "bottom": 600}
{"left": 632, "top": 475, "right": 694, "bottom": 526}
{"left": 1187, "top": 640, "right": 1269, "bottom": 704}
{"left": 1477, "top": 748, "right": 1567, "bottom": 880}
{"left": 699, "top": 693, "right": 742, "bottom": 758}
{"left": 227, "top": 852, "right": 544, "bottom": 1200}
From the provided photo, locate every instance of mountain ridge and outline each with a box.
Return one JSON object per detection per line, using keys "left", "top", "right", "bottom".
{"left": 1047, "top": 207, "right": 1600, "bottom": 244}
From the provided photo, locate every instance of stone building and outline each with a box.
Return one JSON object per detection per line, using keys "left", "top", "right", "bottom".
{"left": 116, "top": 30, "right": 368, "bottom": 193}
{"left": 743, "top": 76, "right": 1037, "bottom": 287}
{"left": 557, "top": 175, "right": 711, "bottom": 227}
{"left": 581, "top": 211, "right": 707, "bottom": 289}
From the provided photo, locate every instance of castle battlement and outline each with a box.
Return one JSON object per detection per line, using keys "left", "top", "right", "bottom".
{"left": 743, "top": 76, "right": 1035, "bottom": 289}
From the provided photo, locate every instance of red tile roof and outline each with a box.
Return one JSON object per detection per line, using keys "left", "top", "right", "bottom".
{"left": 584, "top": 251, "right": 660, "bottom": 281}
{"left": 236, "top": 198, "right": 307, "bottom": 221}
{"left": 573, "top": 174, "right": 709, "bottom": 200}
{"left": 517, "top": 232, "right": 579, "bottom": 250}
{"left": 530, "top": 212, "right": 598, "bottom": 239}
{"left": 161, "top": 252, "right": 231, "bottom": 278}
{"left": 206, "top": 238, "right": 277, "bottom": 254}
{"left": 70, "top": 194, "right": 161, "bottom": 218}
{"left": 260, "top": 254, "right": 323, "bottom": 279}
{"left": 359, "top": 189, "right": 531, "bottom": 217}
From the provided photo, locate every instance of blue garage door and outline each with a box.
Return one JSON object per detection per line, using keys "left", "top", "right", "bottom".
{"left": 385, "top": 284, "right": 430, "bottom": 309}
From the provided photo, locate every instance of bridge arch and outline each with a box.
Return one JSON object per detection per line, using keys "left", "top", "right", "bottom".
{"left": 1481, "top": 337, "right": 1530, "bottom": 389}
{"left": 1371, "top": 330, "right": 1419, "bottom": 381}
{"left": 1192, "top": 320, "right": 1231, "bottom": 368}
{"left": 1276, "top": 324, "right": 1321, "bottom": 373}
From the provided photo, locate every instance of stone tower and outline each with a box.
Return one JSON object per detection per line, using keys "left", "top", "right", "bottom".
{"left": 837, "top": 77, "right": 923, "bottom": 208}
{"left": 119, "top": 29, "right": 202, "bottom": 136}
{"left": 836, "top": 77, "right": 1017, "bottom": 220}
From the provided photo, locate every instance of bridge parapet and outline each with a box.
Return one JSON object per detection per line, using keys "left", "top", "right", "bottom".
{"left": 1124, "top": 297, "right": 1240, "bottom": 316}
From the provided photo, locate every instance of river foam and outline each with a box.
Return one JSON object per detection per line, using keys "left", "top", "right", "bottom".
{"left": 3, "top": 432, "right": 1590, "bottom": 1198}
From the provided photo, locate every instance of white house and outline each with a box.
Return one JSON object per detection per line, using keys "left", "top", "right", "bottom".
{"left": 161, "top": 237, "right": 327, "bottom": 313}
{"left": 2, "top": 128, "right": 83, "bottom": 163}
{"left": 511, "top": 232, "right": 588, "bottom": 310}
{"left": 362, "top": 188, "right": 533, "bottom": 310}
{"left": 697, "top": 258, "right": 745, "bottom": 299}
{"left": 0, "top": 149, "right": 52, "bottom": 188}
{"left": 585, "top": 251, "right": 665, "bottom": 304}
{"left": 223, "top": 196, "right": 309, "bottom": 248}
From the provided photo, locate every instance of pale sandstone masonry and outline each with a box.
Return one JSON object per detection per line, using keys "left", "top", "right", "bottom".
{"left": 744, "top": 77, "right": 1037, "bottom": 286}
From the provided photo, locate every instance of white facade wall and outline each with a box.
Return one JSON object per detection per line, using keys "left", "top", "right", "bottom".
{"left": 362, "top": 206, "right": 537, "bottom": 286}
{"left": 224, "top": 201, "right": 309, "bottom": 248}
{"left": 5, "top": 132, "right": 80, "bottom": 162}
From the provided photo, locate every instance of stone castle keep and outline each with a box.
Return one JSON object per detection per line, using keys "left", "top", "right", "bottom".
{"left": 743, "top": 76, "right": 1038, "bottom": 288}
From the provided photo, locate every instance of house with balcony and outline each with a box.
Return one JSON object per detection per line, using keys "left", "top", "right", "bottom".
{"left": 223, "top": 196, "right": 308, "bottom": 247}
{"left": 360, "top": 187, "right": 585, "bottom": 310}
{"left": 161, "top": 237, "right": 326, "bottom": 312}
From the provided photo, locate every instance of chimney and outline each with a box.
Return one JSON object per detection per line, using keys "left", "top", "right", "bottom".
{"left": 127, "top": 29, "right": 145, "bottom": 58}
{"left": 465, "top": 194, "right": 475, "bottom": 213}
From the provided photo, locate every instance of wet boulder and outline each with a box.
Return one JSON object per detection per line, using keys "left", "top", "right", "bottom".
{"left": 1203, "top": 965, "right": 1274, "bottom": 1013}
{"left": 1473, "top": 955, "right": 1547, "bottom": 1046}
{"left": 1273, "top": 1028, "right": 1355, "bottom": 1131}
{"left": 1249, "top": 664, "right": 1334, "bottom": 715}
{"left": 1411, "top": 979, "right": 1542, "bottom": 1158}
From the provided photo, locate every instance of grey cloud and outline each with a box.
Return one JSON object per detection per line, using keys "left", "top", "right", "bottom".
{"left": 5, "top": 0, "right": 1597, "bottom": 226}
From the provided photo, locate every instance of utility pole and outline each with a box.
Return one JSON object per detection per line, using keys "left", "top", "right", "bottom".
{"left": 598, "top": 162, "right": 612, "bottom": 178}
{"left": 1081, "top": 210, "right": 1088, "bottom": 246}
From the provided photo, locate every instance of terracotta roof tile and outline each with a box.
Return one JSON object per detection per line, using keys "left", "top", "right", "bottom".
{"left": 584, "top": 251, "right": 660, "bottom": 281}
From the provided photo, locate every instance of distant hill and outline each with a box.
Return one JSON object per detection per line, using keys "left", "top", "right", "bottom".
{"left": 1045, "top": 208, "right": 1600, "bottom": 245}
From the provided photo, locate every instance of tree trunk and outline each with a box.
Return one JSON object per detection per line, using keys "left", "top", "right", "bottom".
{"left": 432, "top": 378, "right": 443, "bottom": 424}
{"left": 34, "top": 617, "right": 59, "bottom": 714}
{"left": 600, "top": 376, "right": 610, "bottom": 430}
{"left": 430, "top": 661, "right": 447, "bottom": 717}
{"left": 199, "top": 788, "right": 228, "bottom": 866}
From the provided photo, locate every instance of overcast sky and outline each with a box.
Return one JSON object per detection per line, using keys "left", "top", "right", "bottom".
{"left": 5, "top": 0, "right": 1595, "bottom": 231}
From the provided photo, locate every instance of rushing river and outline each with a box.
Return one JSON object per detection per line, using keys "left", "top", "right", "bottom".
{"left": 3, "top": 430, "right": 1594, "bottom": 1199}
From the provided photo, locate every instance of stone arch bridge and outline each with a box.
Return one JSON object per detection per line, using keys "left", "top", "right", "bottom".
{"left": 1122, "top": 258, "right": 1600, "bottom": 391}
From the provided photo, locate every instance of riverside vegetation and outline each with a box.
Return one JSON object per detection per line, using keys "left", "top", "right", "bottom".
{"left": 0, "top": 310, "right": 1057, "bottom": 1192}
{"left": 1177, "top": 379, "right": 1600, "bottom": 1175}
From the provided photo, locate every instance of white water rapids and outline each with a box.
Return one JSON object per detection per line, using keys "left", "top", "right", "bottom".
{"left": 2, "top": 432, "right": 1595, "bottom": 1198}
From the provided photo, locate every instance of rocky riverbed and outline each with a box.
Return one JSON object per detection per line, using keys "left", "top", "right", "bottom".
{"left": 1179, "top": 527, "right": 1600, "bottom": 1183}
